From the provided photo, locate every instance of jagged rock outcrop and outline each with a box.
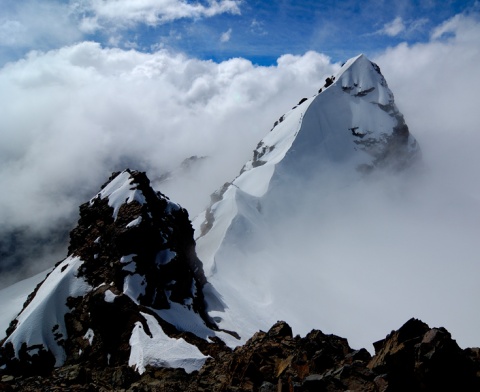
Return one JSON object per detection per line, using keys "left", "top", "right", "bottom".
{"left": 369, "top": 318, "right": 480, "bottom": 391}
{"left": 0, "top": 170, "right": 220, "bottom": 376}
{"left": 1, "top": 319, "right": 479, "bottom": 391}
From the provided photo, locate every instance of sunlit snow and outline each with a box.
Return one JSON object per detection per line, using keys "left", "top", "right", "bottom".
{"left": 129, "top": 312, "right": 208, "bottom": 374}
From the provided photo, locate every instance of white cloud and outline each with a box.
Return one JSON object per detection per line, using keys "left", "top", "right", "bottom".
{"left": 220, "top": 28, "right": 232, "bottom": 43}
{"left": 0, "top": 1, "right": 82, "bottom": 49}
{"left": 0, "top": 20, "right": 27, "bottom": 46}
{"left": 382, "top": 16, "right": 405, "bottom": 36}
{"left": 250, "top": 18, "right": 267, "bottom": 36}
{"left": 431, "top": 12, "right": 479, "bottom": 41}
{"left": 74, "top": 0, "right": 242, "bottom": 31}
{"left": 376, "top": 16, "right": 428, "bottom": 37}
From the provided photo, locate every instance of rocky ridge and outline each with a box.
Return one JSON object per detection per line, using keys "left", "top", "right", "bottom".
{"left": 1, "top": 318, "right": 479, "bottom": 391}
{"left": 0, "top": 169, "right": 225, "bottom": 376}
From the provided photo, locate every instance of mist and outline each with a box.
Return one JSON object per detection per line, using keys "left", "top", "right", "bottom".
{"left": 226, "top": 163, "right": 480, "bottom": 352}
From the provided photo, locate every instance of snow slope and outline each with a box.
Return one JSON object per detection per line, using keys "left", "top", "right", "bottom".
{"left": 0, "top": 269, "right": 52, "bottom": 341}
{"left": 3, "top": 256, "right": 90, "bottom": 367}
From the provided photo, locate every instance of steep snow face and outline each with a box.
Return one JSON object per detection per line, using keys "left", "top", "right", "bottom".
{"left": 194, "top": 54, "right": 420, "bottom": 343}
{"left": 0, "top": 270, "right": 51, "bottom": 341}
{"left": 3, "top": 256, "right": 90, "bottom": 367}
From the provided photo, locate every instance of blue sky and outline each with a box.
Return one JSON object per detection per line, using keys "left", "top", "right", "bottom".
{"left": 1, "top": 0, "right": 478, "bottom": 66}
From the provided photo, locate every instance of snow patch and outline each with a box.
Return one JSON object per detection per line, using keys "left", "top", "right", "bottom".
{"left": 84, "top": 328, "right": 94, "bottom": 345}
{"left": 123, "top": 274, "right": 146, "bottom": 304}
{"left": 126, "top": 216, "right": 142, "bottom": 228}
{"left": 120, "top": 254, "right": 136, "bottom": 264}
{"left": 104, "top": 289, "right": 117, "bottom": 303}
{"left": 128, "top": 312, "right": 208, "bottom": 374}
{"left": 155, "top": 249, "right": 176, "bottom": 266}
{"left": 122, "top": 262, "right": 136, "bottom": 273}
{"left": 0, "top": 269, "right": 51, "bottom": 341}
{"left": 92, "top": 171, "right": 146, "bottom": 220}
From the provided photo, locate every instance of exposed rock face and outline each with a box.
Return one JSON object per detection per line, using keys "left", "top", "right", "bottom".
{"left": 369, "top": 318, "right": 480, "bottom": 391}
{"left": 0, "top": 170, "right": 216, "bottom": 376}
{"left": 1, "top": 319, "right": 479, "bottom": 391}
{"left": 70, "top": 169, "right": 208, "bottom": 314}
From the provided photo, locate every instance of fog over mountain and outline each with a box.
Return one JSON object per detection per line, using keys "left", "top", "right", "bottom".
{"left": 0, "top": 11, "right": 479, "bottom": 354}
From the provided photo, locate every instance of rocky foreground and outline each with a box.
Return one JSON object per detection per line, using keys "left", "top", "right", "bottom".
{"left": 1, "top": 317, "right": 479, "bottom": 391}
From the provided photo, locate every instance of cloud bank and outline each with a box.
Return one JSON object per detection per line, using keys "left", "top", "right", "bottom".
{"left": 74, "top": 0, "right": 242, "bottom": 32}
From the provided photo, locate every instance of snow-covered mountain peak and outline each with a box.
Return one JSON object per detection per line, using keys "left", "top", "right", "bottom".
{"left": 215, "top": 54, "right": 417, "bottom": 207}
{"left": 334, "top": 53, "right": 392, "bottom": 104}
{"left": 193, "top": 54, "right": 421, "bottom": 341}
{"left": 1, "top": 169, "right": 230, "bottom": 375}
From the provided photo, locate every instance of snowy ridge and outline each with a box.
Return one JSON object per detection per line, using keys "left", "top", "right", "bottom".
{"left": 194, "top": 54, "right": 420, "bottom": 343}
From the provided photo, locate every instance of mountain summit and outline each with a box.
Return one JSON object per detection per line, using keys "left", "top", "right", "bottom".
{"left": 193, "top": 54, "right": 421, "bottom": 340}
{"left": 0, "top": 169, "right": 235, "bottom": 375}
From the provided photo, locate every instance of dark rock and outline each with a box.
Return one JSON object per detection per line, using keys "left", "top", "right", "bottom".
{"left": 298, "top": 98, "right": 308, "bottom": 105}
{"left": 259, "top": 380, "right": 275, "bottom": 391}
{"left": 369, "top": 318, "right": 480, "bottom": 391}
{"left": 268, "top": 321, "right": 293, "bottom": 339}
{"left": 301, "top": 374, "right": 325, "bottom": 390}
{"left": 2, "top": 318, "right": 480, "bottom": 391}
